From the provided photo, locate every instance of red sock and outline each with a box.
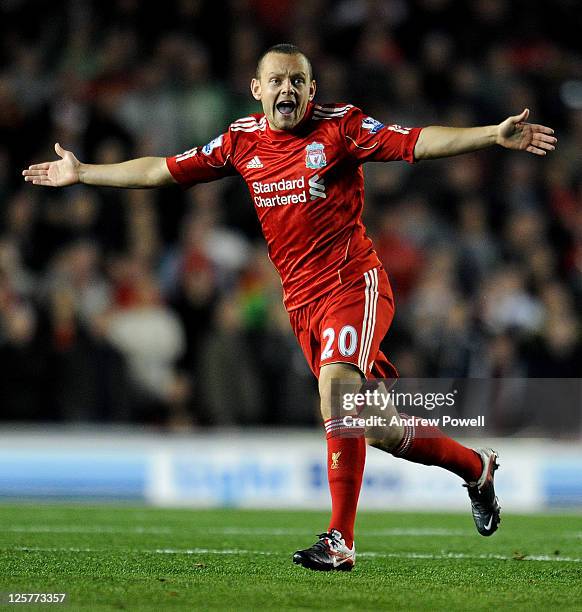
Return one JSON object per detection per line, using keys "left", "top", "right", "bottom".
{"left": 393, "top": 414, "right": 482, "bottom": 483}
{"left": 324, "top": 419, "right": 366, "bottom": 548}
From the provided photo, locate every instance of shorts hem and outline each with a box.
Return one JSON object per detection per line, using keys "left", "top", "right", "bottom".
{"left": 319, "top": 360, "right": 368, "bottom": 380}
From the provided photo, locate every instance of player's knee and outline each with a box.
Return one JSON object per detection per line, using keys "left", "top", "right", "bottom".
{"left": 366, "top": 423, "right": 404, "bottom": 452}
{"left": 318, "top": 362, "right": 363, "bottom": 421}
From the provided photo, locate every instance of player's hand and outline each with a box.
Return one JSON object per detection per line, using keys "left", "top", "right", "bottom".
{"left": 22, "top": 143, "right": 81, "bottom": 187}
{"left": 496, "top": 108, "right": 557, "bottom": 156}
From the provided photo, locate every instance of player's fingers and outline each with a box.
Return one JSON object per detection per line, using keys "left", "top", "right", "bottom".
{"left": 514, "top": 108, "right": 529, "bottom": 123}
{"left": 534, "top": 133, "right": 557, "bottom": 145}
{"left": 531, "top": 124, "right": 555, "bottom": 135}
{"left": 526, "top": 145, "right": 547, "bottom": 156}
{"left": 31, "top": 178, "right": 56, "bottom": 186}
{"left": 55, "top": 142, "right": 65, "bottom": 157}
{"left": 25, "top": 162, "right": 51, "bottom": 171}
{"left": 533, "top": 140, "right": 555, "bottom": 152}
{"left": 22, "top": 168, "right": 48, "bottom": 176}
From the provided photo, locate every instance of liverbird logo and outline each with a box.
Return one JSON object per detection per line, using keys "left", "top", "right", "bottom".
{"left": 305, "top": 141, "right": 327, "bottom": 169}
{"left": 331, "top": 451, "right": 342, "bottom": 470}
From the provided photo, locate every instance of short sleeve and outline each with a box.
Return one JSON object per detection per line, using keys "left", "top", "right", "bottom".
{"left": 166, "top": 131, "right": 237, "bottom": 187}
{"left": 341, "top": 107, "right": 422, "bottom": 164}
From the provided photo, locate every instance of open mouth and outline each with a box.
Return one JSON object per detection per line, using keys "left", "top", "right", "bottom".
{"left": 276, "top": 100, "right": 296, "bottom": 116}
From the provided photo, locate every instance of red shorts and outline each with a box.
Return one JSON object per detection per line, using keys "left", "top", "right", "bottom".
{"left": 288, "top": 266, "right": 398, "bottom": 380}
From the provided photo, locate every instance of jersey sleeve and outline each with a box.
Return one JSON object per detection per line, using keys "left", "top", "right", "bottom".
{"left": 341, "top": 107, "right": 422, "bottom": 164}
{"left": 166, "top": 131, "right": 237, "bottom": 187}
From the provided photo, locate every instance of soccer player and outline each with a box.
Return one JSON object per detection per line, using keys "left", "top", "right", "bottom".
{"left": 23, "top": 44, "right": 557, "bottom": 572}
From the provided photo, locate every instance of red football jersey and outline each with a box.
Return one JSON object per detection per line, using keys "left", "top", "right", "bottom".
{"left": 166, "top": 103, "right": 422, "bottom": 310}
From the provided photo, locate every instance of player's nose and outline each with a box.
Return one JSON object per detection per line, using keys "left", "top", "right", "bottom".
{"left": 280, "top": 78, "right": 295, "bottom": 95}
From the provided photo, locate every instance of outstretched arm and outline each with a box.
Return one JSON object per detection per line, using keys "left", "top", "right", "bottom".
{"left": 23, "top": 143, "right": 176, "bottom": 188}
{"left": 413, "top": 108, "right": 557, "bottom": 160}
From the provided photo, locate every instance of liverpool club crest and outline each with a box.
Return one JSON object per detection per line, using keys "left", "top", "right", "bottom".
{"left": 305, "top": 142, "right": 327, "bottom": 169}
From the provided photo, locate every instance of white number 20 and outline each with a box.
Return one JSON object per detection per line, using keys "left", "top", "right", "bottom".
{"left": 321, "top": 325, "right": 358, "bottom": 360}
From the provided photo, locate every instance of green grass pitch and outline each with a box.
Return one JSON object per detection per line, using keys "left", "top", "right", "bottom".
{"left": 0, "top": 504, "right": 581, "bottom": 610}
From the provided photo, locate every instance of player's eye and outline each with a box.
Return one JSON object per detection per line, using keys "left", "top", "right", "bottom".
{"left": 293, "top": 78, "right": 304, "bottom": 86}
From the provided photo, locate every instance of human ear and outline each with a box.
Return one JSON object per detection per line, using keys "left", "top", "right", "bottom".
{"left": 251, "top": 78, "right": 262, "bottom": 101}
{"left": 309, "top": 80, "right": 316, "bottom": 101}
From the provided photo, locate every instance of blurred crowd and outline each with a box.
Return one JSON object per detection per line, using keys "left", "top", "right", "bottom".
{"left": 1, "top": 0, "right": 582, "bottom": 435}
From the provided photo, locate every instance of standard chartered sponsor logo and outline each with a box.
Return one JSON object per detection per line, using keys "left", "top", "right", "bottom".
{"left": 252, "top": 175, "right": 327, "bottom": 208}
{"left": 253, "top": 177, "right": 305, "bottom": 194}
{"left": 252, "top": 177, "right": 306, "bottom": 207}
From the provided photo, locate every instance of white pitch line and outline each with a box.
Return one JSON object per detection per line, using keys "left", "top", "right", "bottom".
{"left": 11, "top": 546, "right": 274, "bottom": 556}
{"left": 360, "top": 529, "right": 471, "bottom": 537}
{"left": 154, "top": 548, "right": 275, "bottom": 555}
{"left": 4, "top": 526, "right": 172, "bottom": 534}
{"left": 8, "top": 547, "right": 582, "bottom": 563}
{"left": 216, "top": 527, "right": 472, "bottom": 537}
{"left": 5, "top": 525, "right": 582, "bottom": 540}
{"left": 2, "top": 526, "right": 471, "bottom": 537}
{"left": 358, "top": 551, "right": 582, "bottom": 563}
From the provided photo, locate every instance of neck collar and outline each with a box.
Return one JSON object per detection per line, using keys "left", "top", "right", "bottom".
{"left": 265, "top": 102, "right": 315, "bottom": 141}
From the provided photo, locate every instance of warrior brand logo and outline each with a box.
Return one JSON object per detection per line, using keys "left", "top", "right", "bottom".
{"left": 331, "top": 451, "right": 342, "bottom": 470}
{"left": 305, "top": 141, "right": 327, "bottom": 169}
{"left": 309, "top": 174, "right": 326, "bottom": 200}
